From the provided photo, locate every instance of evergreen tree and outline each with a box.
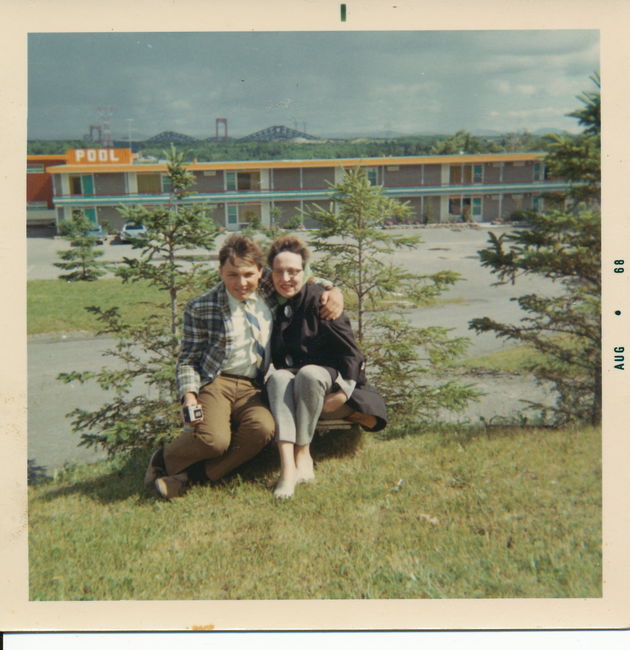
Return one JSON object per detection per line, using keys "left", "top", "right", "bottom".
{"left": 115, "top": 145, "right": 219, "bottom": 340}
{"left": 58, "top": 147, "right": 220, "bottom": 456}
{"left": 54, "top": 210, "right": 108, "bottom": 281}
{"left": 469, "top": 75, "right": 601, "bottom": 425}
{"left": 568, "top": 72, "right": 600, "bottom": 134}
{"left": 306, "top": 168, "right": 479, "bottom": 424}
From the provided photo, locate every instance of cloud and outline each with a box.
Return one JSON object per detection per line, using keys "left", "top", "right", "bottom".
{"left": 487, "top": 80, "right": 537, "bottom": 96}
{"left": 27, "top": 30, "right": 600, "bottom": 139}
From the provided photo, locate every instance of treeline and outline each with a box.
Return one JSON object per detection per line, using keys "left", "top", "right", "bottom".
{"left": 28, "top": 140, "right": 92, "bottom": 155}
{"left": 27, "top": 130, "right": 557, "bottom": 161}
{"left": 173, "top": 136, "right": 447, "bottom": 161}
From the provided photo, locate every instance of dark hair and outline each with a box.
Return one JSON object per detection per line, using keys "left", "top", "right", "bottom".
{"left": 219, "top": 234, "right": 265, "bottom": 268}
{"left": 267, "top": 235, "right": 310, "bottom": 268}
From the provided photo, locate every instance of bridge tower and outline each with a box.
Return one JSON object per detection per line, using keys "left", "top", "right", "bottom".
{"left": 216, "top": 117, "right": 228, "bottom": 141}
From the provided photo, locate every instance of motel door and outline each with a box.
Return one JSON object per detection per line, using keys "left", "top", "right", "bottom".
{"left": 81, "top": 175, "right": 94, "bottom": 195}
{"left": 472, "top": 197, "right": 482, "bottom": 221}
{"left": 227, "top": 205, "right": 238, "bottom": 229}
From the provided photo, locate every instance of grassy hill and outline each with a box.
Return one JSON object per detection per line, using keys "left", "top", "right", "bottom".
{"left": 29, "top": 423, "right": 601, "bottom": 600}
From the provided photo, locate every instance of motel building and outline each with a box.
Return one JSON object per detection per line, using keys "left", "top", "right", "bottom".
{"left": 27, "top": 153, "right": 68, "bottom": 228}
{"left": 41, "top": 147, "right": 572, "bottom": 232}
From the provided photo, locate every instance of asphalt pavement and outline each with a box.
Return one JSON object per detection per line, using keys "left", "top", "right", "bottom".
{"left": 27, "top": 226, "right": 559, "bottom": 473}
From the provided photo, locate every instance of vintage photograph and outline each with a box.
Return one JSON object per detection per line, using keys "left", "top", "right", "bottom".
{"left": 26, "top": 27, "right": 602, "bottom": 595}
{"left": 4, "top": 0, "right": 629, "bottom": 633}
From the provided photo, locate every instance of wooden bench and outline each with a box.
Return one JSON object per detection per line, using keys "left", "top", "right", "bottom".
{"left": 314, "top": 418, "right": 361, "bottom": 436}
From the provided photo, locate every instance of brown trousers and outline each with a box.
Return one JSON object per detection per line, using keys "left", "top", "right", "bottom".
{"left": 163, "top": 375, "right": 275, "bottom": 482}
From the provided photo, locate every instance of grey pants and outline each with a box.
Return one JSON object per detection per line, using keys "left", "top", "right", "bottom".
{"left": 266, "top": 365, "right": 353, "bottom": 445}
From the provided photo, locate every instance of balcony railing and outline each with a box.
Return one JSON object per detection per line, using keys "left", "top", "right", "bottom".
{"left": 52, "top": 180, "right": 574, "bottom": 207}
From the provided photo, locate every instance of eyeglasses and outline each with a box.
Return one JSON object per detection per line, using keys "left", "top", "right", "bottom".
{"left": 272, "top": 268, "right": 303, "bottom": 278}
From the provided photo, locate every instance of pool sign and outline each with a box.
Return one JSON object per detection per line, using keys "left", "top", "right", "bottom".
{"left": 68, "top": 148, "right": 133, "bottom": 164}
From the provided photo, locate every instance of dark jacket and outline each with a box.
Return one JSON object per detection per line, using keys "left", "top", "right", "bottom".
{"left": 270, "top": 283, "right": 387, "bottom": 431}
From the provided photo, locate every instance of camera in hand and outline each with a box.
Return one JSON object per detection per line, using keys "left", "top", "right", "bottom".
{"left": 183, "top": 404, "right": 203, "bottom": 423}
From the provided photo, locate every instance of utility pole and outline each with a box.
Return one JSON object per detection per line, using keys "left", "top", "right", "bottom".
{"left": 97, "top": 106, "right": 114, "bottom": 148}
{"left": 126, "top": 118, "right": 134, "bottom": 149}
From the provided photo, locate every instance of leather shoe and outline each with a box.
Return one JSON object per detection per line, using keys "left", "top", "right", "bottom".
{"left": 155, "top": 473, "right": 189, "bottom": 499}
{"left": 144, "top": 448, "right": 166, "bottom": 488}
{"left": 346, "top": 411, "right": 377, "bottom": 430}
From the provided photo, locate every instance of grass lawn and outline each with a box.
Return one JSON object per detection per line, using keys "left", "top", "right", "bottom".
{"left": 457, "top": 345, "right": 544, "bottom": 373}
{"left": 29, "top": 424, "right": 601, "bottom": 601}
{"left": 27, "top": 279, "right": 469, "bottom": 337}
{"left": 27, "top": 278, "right": 165, "bottom": 335}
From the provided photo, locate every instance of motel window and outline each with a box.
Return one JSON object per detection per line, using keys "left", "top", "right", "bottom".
{"left": 137, "top": 173, "right": 163, "bottom": 194}
{"left": 240, "top": 203, "right": 261, "bottom": 224}
{"left": 448, "top": 196, "right": 462, "bottom": 215}
{"left": 225, "top": 171, "right": 261, "bottom": 191}
{"left": 450, "top": 164, "right": 483, "bottom": 185}
{"left": 450, "top": 166, "right": 462, "bottom": 185}
{"left": 449, "top": 196, "right": 480, "bottom": 221}
{"left": 69, "top": 176, "right": 82, "bottom": 194}
{"left": 69, "top": 174, "right": 94, "bottom": 196}
{"left": 239, "top": 172, "right": 260, "bottom": 190}
{"left": 225, "top": 203, "right": 261, "bottom": 229}
{"left": 27, "top": 165, "right": 45, "bottom": 174}
{"left": 533, "top": 163, "right": 545, "bottom": 181}
{"left": 366, "top": 168, "right": 378, "bottom": 185}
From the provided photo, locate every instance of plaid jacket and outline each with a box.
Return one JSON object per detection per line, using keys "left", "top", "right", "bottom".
{"left": 176, "top": 269, "right": 278, "bottom": 399}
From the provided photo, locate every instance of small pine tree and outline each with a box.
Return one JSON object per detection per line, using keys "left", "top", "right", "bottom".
{"left": 54, "top": 210, "right": 108, "bottom": 281}
{"left": 305, "top": 167, "right": 479, "bottom": 424}
{"left": 469, "top": 75, "right": 601, "bottom": 426}
{"left": 58, "top": 147, "right": 221, "bottom": 456}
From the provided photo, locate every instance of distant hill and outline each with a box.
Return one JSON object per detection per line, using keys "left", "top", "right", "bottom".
{"left": 532, "top": 127, "right": 571, "bottom": 135}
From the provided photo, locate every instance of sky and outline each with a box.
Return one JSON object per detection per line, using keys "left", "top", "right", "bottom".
{"left": 27, "top": 30, "right": 599, "bottom": 141}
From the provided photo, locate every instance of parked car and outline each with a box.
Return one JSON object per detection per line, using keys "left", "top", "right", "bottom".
{"left": 120, "top": 222, "right": 148, "bottom": 242}
{"left": 86, "top": 224, "right": 106, "bottom": 244}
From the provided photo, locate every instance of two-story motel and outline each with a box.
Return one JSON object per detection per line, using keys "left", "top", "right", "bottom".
{"left": 43, "top": 147, "right": 571, "bottom": 231}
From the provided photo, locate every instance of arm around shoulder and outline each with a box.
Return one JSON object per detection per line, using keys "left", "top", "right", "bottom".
{"left": 319, "top": 285, "right": 344, "bottom": 320}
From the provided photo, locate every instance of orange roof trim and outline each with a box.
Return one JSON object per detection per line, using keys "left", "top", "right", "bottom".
{"left": 47, "top": 152, "right": 545, "bottom": 174}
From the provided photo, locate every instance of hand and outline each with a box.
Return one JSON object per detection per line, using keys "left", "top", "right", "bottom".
{"left": 319, "top": 286, "right": 344, "bottom": 320}
{"left": 181, "top": 392, "right": 203, "bottom": 425}
{"left": 322, "top": 390, "right": 348, "bottom": 414}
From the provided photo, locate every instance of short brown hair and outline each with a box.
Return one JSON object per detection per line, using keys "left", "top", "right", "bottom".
{"left": 219, "top": 234, "right": 265, "bottom": 268}
{"left": 267, "top": 235, "right": 310, "bottom": 268}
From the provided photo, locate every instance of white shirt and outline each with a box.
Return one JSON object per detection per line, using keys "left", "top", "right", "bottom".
{"left": 222, "top": 292, "right": 273, "bottom": 377}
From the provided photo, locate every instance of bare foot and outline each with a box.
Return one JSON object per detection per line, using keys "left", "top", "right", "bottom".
{"left": 274, "top": 472, "right": 296, "bottom": 498}
{"left": 296, "top": 458, "right": 315, "bottom": 484}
